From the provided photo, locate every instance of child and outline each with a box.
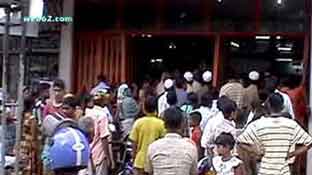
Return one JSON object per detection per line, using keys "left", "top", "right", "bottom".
{"left": 129, "top": 96, "right": 166, "bottom": 175}
{"left": 189, "top": 111, "right": 204, "bottom": 159}
{"left": 213, "top": 133, "right": 245, "bottom": 175}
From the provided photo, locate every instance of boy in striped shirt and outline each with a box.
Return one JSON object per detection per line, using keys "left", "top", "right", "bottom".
{"left": 237, "top": 93, "right": 312, "bottom": 175}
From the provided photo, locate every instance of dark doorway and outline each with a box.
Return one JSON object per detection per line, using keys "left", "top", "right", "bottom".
{"left": 129, "top": 35, "right": 214, "bottom": 84}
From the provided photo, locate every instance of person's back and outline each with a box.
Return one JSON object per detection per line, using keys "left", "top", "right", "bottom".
{"left": 238, "top": 93, "right": 312, "bottom": 175}
{"left": 130, "top": 115, "right": 165, "bottom": 171}
{"left": 240, "top": 116, "right": 310, "bottom": 175}
{"left": 130, "top": 96, "right": 166, "bottom": 173}
{"left": 145, "top": 107, "right": 197, "bottom": 175}
{"left": 219, "top": 81, "right": 245, "bottom": 109}
{"left": 146, "top": 133, "right": 197, "bottom": 175}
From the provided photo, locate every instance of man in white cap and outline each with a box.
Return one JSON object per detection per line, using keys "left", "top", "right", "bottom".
{"left": 184, "top": 71, "right": 194, "bottom": 93}
{"left": 244, "top": 71, "right": 260, "bottom": 111}
{"left": 198, "top": 70, "right": 212, "bottom": 103}
{"left": 156, "top": 72, "right": 170, "bottom": 96}
{"left": 157, "top": 78, "right": 174, "bottom": 116}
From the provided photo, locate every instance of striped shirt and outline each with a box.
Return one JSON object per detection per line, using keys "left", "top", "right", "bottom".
{"left": 145, "top": 133, "right": 198, "bottom": 175}
{"left": 219, "top": 82, "right": 245, "bottom": 109}
{"left": 237, "top": 116, "right": 312, "bottom": 175}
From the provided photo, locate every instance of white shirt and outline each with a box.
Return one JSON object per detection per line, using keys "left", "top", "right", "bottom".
{"left": 201, "top": 112, "right": 224, "bottom": 149}
{"left": 275, "top": 89, "right": 295, "bottom": 119}
{"left": 212, "top": 156, "right": 242, "bottom": 175}
{"left": 158, "top": 92, "right": 169, "bottom": 115}
{"left": 193, "top": 105, "right": 218, "bottom": 131}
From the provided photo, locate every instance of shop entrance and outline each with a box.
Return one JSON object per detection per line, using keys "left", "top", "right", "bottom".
{"left": 128, "top": 35, "right": 214, "bottom": 84}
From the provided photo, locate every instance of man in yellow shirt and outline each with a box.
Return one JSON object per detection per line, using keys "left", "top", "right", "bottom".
{"left": 130, "top": 96, "right": 166, "bottom": 175}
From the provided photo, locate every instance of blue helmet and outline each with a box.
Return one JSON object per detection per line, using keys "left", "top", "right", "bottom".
{"left": 48, "top": 126, "right": 90, "bottom": 171}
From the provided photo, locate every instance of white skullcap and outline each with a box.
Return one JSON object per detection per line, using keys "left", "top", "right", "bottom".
{"left": 249, "top": 71, "right": 260, "bottom": 81}
{"left": 164, "top": 79, "right": 174, "bottom": 89}
{"left": 184, "top": 72, "right": 193, "bottom": 82}
{"left": 202, "top": 71, "right": 212, "bottom": 82}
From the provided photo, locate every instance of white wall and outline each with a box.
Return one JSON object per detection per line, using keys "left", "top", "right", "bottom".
{"left": 58, "top": 0, "right": 74, "bottom": 91}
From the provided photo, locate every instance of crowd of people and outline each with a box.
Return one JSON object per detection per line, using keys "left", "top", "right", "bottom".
{"left": 17, "top": 69, "right": 312, "bottom": 175}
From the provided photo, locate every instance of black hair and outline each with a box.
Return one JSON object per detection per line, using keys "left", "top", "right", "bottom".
{"left": 53, "top": 79, "right": 65, "bottom": 90}
{"left": 39, "top": 83, "right": 51, "bottom": 92}
{"left": 264, "top": 77, "right": 279, "bottom": 93}
{"left": 163, "top": 107, "right": 184, "bottom": 130}
{"left": 187, "top": 92, "right": 199, "bottom": 107}
{"left": 63, "top": 96, "right": 79, "bottom": 108}
{"left": 219, "top": 98, "right": 237, "bottom": 115}
{"left": 144, "top": 96, "right": 157, "bottom": 113}
{"left": 217, "top": 96, "right": 230, "bottom": 111}
{"left": 200, "top": 92, "right": 213, "bottom": 108}
{"left": 167, "top": 90, "right": 177, "bottom": 106}
{"left": 215, "top": 132, "right": 236, "bottom": 150}
{"left": 190, "top": 111, "right": 202, "bottom": 125}
{"left": 267, "top": 93, "right": 284, "bottom": 113}
{"left": 24, "top": 96, "right": 35, "bottom": 112}
{"left": 97, "top": 74, "right": 106, "bottom": 82}
{"left": 175, "top": 78, "right": 185, "bottom": 89}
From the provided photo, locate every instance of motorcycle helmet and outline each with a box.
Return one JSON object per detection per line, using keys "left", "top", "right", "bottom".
{"left": 48, "top": 127, "right": 90, "bottom": 171}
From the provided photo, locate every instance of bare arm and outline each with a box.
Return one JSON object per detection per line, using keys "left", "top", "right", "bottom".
{"left": 101, "top": 137, "right": 110, "bottom": 165}
{"left": 234, "top": 163, "right": 246, "bottom": 175}
{"left": 287, "top": 144, "right": 312, "bottom": 159}
{"left": 132, "top": 142, "right": 138, "bottom": 159}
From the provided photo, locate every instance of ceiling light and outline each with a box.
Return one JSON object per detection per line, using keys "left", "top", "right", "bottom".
{"left": 169, "top": 42, "right": 176, "bottom": 49}
{"left": 141, "top": 34, "right": 146, "bottom": 38}
{"left": 156, "top": 58, "right": 163, "bottom": 62}
{"left": 278, "top": 47, "right": 292, "bottom": 51}
{"left": 275, "top": 58, "right": 293, "bottom": 62}
{"left": 147, "top": 34, "right": 152, "bottom": 38}
{"left": 277, "top": 0, "right": 282, "bottom": 5}
{"left": 276, "top": 36, "right": 281, "bottom": 40}
{"left": 230, "top": 41, "right": 240, "bottom": 48}
{"left": 256, "top": 36, "right": 271, "bottom": 40}
{"left": 217, "top": 0, "right": 222, "bottom": 3}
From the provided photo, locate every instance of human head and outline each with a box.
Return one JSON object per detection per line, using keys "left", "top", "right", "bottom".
{"left": 143, "top": 96, "right": 157, "bottom": 114}
{"left": 219, "top": 98, "right": 237, "bottom": 120}
{"left": 187, "top": 92, "right": 199, "bottom": 107}
{"left": 24, "top": 95, "right": 35, "bottom": 112}
{"left": 217, "top": 96, "right": 230, "bottom": 111}
{"left": 62, "top": 96, "right": 79, "bottom": 118}
{"left": 267, "top": 93, "right": 284, "bottom": 114}
{"left": 78, "top": 117, "right": 94, "bottom": 142}
{"left": 53, "top": 79, "right": 66, "bottom": 104}
{"left": 184, "top": 71, "right": 193, "bottom": 83}
{"left": 93, "top": 89, "right": 110, "bottom": 106}
{"left": 190, "top": 111, "right": 202, "bottom": 127}
{"left": 215, "top": 132, "right": 236, "bottom": 156}
{"left": 264, "top": 76, "right": 279, "bottom": 93}
{"left": 166, "top": 90, "right": 177, "bottom": 106}
{"left": 249, "top": 71, "right": 260, "bottom": 83}
{"left": 163, "top": 107, "right": 185, "bottom": 134}
{"left": 39, "top": 82, "right": 51, "bottom": 99}
{"left": 164, "top": 78, "right": 174, "bottom": 91}
{"left": 202, "top": 70, "right": 212, "bottom": 83}
{"left": 97, "top": 74, "right": 106, "bottom": 83}
{"left": 200, "top": 92, "right": 213, "bottom": 108}
{"left": 175, "top": 78, "right": 185, "bottom": 89}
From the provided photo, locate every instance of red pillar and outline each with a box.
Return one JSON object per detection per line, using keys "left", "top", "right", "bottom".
{"left": 213, "top": 35, "right": 222, "bottom": 87}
